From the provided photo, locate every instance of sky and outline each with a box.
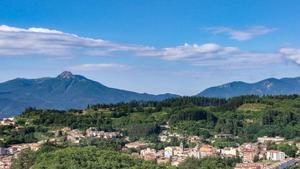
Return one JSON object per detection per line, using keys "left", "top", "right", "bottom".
{"left": 0, "top": 0, "right": 300, "bottom": 95}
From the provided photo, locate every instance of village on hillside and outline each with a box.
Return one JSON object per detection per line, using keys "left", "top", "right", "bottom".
{"left": 0, "top": 117, "right": 299, "bottom": 169}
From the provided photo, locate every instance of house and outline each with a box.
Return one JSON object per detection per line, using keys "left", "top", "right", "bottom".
{"left": 156, "top": 149, "right": 165, "bottom": 158}
{"left": 158, "top": 135, "right": 170, "bottom": 142}
{"left": 257, "top": 136, "right": 284, "bottom": 144}
{"left": 8, "top": 143, "right": 41, "bottom": 155}
{"left": 85, "top": 127, "right": 120, "bottom": 139}
{"left": 199, "top": 144, "right": 217, "bottom": 157}
{"left": 61, "top": 127, "right": 72, "bottom": 133}
{"left": 188, "top": 146, "right": 201, "bottom": 159}
{"left": 140, "top": 148, "right": 157, "bottom": 161}
{"left": 242, "top": 150, "right": 258, "bottom": 163}
{"left": 164, "top": 147, "right": 174, "bottom": 158}
{"left": 164, "top": 145, "right": 184, "bottom": 158}
{"left": 214, "top": 134, "right": 234, "bottom": 139}
{"left": 157, "top": 157, "right": 170, "bottom": 165}
{"left": 187, "top": 136, "right": 201, "bottom": 143}
{"left": 266, "top": 150, "right": 285, "bottom": 161}
{"left": 125, "top": 142, "right": 146, "bottom": 149}
{"left": 0, "top": 118, "right": 15, "bottom": 126}
{"left": 220, "top": 147, "right": 238, "bottom": 157}
{"left": 234, "top": 163, "right": 262, "bottom": 169}
{"left": 239, "top": 143, "right": 259, "bottom": 163}
{"left": 66, "top": 129, "right": 84, "bottom": 144}
{"left": 170, "top": 156, "right": 187, "bottom": 166}
{"left": 0, "top": 156, "right": 13, "bottom": 169}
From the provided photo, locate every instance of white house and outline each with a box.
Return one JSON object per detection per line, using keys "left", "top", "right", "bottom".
{"left": 266, "top": 150, "right": 285, "bottom": 161}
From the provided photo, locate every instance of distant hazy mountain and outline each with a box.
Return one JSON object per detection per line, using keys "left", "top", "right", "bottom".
{"left": 0, "top": 71, "right": 178, "bottom": 117}
{"left": 198, "top": 77, "right": 300, "bottom": 98}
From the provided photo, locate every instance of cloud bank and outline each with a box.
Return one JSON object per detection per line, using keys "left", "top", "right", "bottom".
{"left": 0, "top": 24, "right": 297, "bottom": 69}
{"left": 279, "top": 48, "right": 300, "bottom": 64}
{"left": 205, "top": 26, "right": 276, "bottom": 41}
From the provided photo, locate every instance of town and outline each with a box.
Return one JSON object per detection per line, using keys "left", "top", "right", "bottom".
{"left": 0, "top": 117, "right": 299, "bottom": 169}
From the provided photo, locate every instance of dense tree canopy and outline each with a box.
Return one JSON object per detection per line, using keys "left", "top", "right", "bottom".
{"left": 31, "top": 147, "right": 170, "bottom": 169}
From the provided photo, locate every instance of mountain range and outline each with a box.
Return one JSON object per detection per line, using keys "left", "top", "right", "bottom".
{"left": 1, "top": 71, "right": 300, "bottom": 118}
{"left": 198, "top": 77, "right": 300, "bottom": 98}
{"left": 0, "top": 71, "right": 177, "bottom": 117}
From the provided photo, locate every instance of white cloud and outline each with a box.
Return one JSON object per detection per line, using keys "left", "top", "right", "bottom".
{"left": 0, "top": 25, "right": 63, "bottom": 33}
{"left": 205, "top": 26, "right": 276, "bottom": 41}
{"left": 279, "top": 48, "right": 300, "bottom": 64}
{"left": 138, "top": 43, "right": 240, "bottom": 61}
{"left": 0, "top": 25, "right": 282, "bottom": 69}
{"left": 69, "top": 63, "right": 129, "bottom": 71}
{"left": 0, "top": 25, "right": 152, "bottom": 57}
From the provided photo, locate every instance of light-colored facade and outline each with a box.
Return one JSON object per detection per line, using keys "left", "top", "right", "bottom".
{"left": 220, "top": 147, "right": 238, "bottom": 157}
{"left": 257, "top": 136, "right": 284, "bottom": 144}
{"left": 266, "top": 150, "right": 285, "bottom": 161}
{"left": 234, "top": 163, "right": 262, "bottom": 169}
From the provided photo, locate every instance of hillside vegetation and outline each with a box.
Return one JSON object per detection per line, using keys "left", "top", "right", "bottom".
{"left": 2, "top": 95, "right": 300, "bottom": 168}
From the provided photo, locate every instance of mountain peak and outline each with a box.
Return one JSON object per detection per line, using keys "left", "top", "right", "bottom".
{"left": 57, "top": 71, "right": 74, "bottom": 79}
{"left": 198, "top": 76, "right": 300, "bottom": 98}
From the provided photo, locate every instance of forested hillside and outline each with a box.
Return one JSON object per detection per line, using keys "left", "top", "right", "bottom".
{"left": 1, "top": 95, "right": 300, "bottom": 168}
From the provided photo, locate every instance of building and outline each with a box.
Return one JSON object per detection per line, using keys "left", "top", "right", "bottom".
{"left": 158, "top": 135, "right": 170, "bottom": 142}
{"left": 156, "top": 149, "right": 165, "bottom": 158}
{"left": 220, "top": 147, "right": 238, "bottom": 157}
{"left": 199, "top": 144, "right": 217, "bottom": 157}
{"left": 234, "top": 163, "right": 262, "bottom": 169}
{"left": 187, "top": 136, "right": 201, "bottom": 143}
{"left": 125, "top": 142, "right": 146, "bottom": 149}
{"left": 257, "top": 136, "right": 284, "bottom": 144}
{"left": 214, "top": 134, "right": 234, "bottom": 139}
{"left": 188, "top": 148, "right": 201, "bottom": 159}
{"left": 164, "top": 147, "right": 174, "bottom": 158}
{"left": 8, "top": 143, "right": 41, "bottom": 155}
{"left": 157, "top": 157, "right": 170, "bottom": 165}
{"left": 239, "top": 143, "right": 259, "bottom": 163}
{"left": 0, "top": 156, "right": 13, "bottom": 169}
{"left": 66, "top": 129, "right": 84, "bottom": 144}
{"left": 266, "top": 150, "right": 285, "bottom": 161}
{"left": 164, "top": 145, "right": 184, "bottom": 158}
{"left": 242, "top": 150, "right": 258, "bottom": 163}
{"left": 140, "top": 148, "right": 157, "bottom": 161}
{"left": 296, "top": 142, "right": 300, "bottom": 149}
{"left": 61, "top": 127, "right": 72, "bottom": 133}
{"left": 85, "top": 127, "right": 120, "bottom": 139}
{"left": 170, "top": 156, "right": 187, "bottom": 166}
{"left": 0, "top": 118, "right": 15, "bottom": 126}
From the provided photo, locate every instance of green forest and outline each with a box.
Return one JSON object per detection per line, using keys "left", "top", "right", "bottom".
{"left": 1, "top": 95, "right": 300, "bottom": 168}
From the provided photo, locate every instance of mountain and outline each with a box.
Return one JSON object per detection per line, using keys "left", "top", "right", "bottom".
{"left": 198, "top": 77, "right": 300, "bottom": 98}
{"left": 0, "top": 71, "right": 178, "bottom": 117}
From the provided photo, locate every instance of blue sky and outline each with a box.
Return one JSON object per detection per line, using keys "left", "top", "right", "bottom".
{"left": 0, "top": 0, "right": 300, "bottom": 95}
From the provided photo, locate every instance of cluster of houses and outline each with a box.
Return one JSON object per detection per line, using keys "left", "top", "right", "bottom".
{"left": 0, "top": 118, "right": 15, "bottom": 126}
{"left": 54, "top": 127, "right": 121, "bottom": 144}
{"left": 0, "top": 125, "right": 122, "bottom": 169}
{"left": 121, "top": 134, "right": 300, "bottom": 168}
{"left": 159, "top": 130, "right": 202, "bottom": 144}
{"left": 234, "top": 158, "right": 297, "bottom": 169}
{"left": 232, "top": 136, "right": 300, "bottom": 169}
{"left": 0, "top": 115, "right": 300, "bottom": 169}
{"left": 0, "top": 142, "right": 42, "bottom": 169}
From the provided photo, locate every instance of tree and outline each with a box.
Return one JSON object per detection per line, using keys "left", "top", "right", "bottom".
{"left": 11, "top": 149, "right": 36, "bottom": 169}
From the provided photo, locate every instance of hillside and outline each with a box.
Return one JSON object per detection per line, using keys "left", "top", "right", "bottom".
{"left": 198, "top": 77, "right": 300, "bottom": 98}
{"left": 0, "top": 71, "right": 177, "bottom": 117}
